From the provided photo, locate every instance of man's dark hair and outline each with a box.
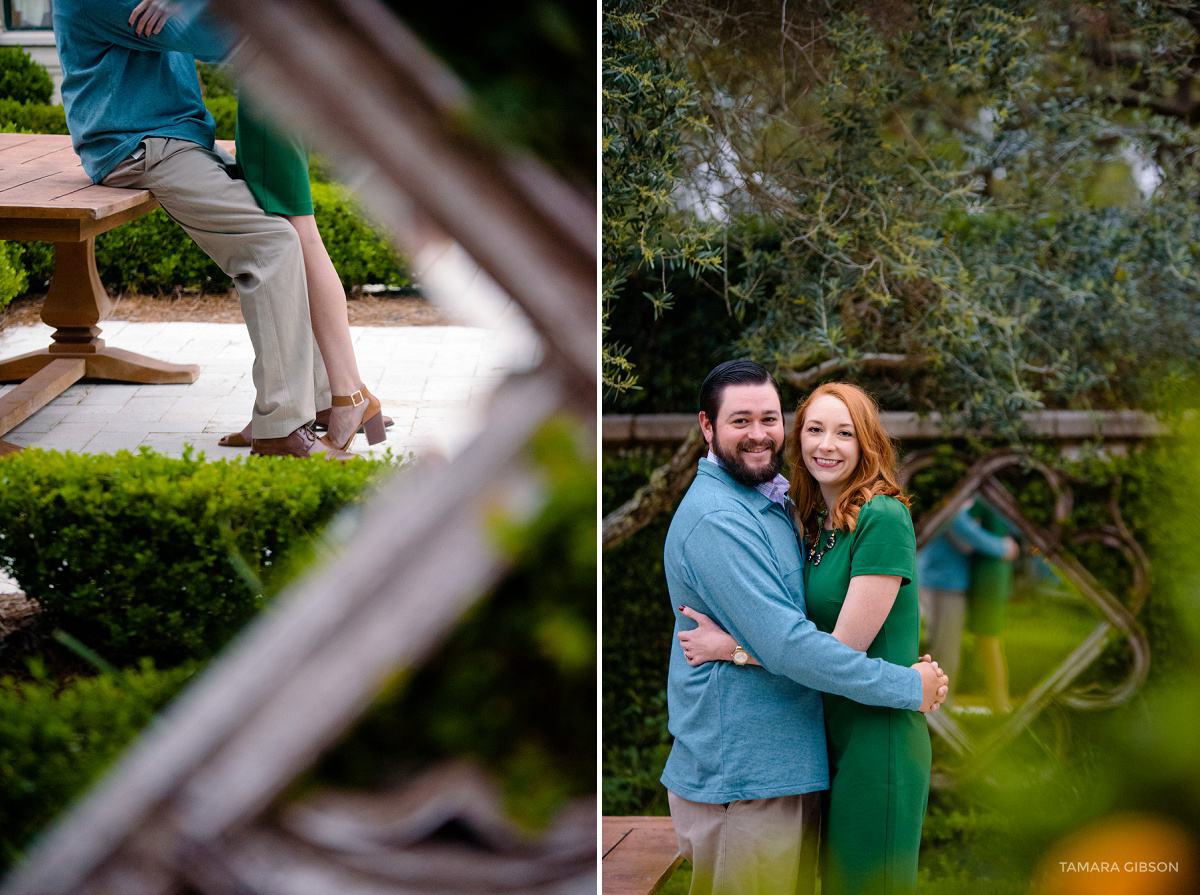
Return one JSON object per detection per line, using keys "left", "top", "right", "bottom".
{"left": 699, "top": 359, "right": 783, "bottom": 422}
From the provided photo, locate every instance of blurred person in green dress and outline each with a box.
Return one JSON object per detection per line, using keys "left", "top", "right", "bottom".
{"left": 679, "top": 382, "right": 933, "bottom": 895}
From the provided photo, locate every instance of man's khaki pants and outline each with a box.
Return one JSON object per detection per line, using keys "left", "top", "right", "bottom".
{"left": 669, "top": 790, "right": 822, "bottom": 895}
{"left": 105, "top": 137, "right": 329, "bottom": 438}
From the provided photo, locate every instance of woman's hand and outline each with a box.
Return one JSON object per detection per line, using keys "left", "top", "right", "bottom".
{"left": 129, "top": 0, "right": 178, "bottom": 36}
{"left": 678, "top": 605, "right": 749, "bottom": 666}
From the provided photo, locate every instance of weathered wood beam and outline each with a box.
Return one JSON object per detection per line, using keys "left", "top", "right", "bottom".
{"left": 603, "top": 410, "right": 1171, "bottom": 445}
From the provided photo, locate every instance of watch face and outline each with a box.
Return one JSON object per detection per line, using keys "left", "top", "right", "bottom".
{"left": 732, "top": 647, "right": 748, "bottom": 666}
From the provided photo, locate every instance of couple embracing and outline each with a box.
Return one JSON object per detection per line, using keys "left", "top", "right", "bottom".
{"left": 661, "top": 360, "right": 948, "bottom": 895}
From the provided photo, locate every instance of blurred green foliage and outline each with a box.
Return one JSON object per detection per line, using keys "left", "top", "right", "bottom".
{"left": 309, "top": 182, "right": 412, "bottom": 292}
{"left": 205, "top": 95, "right": 237, "bottom": 140}
{"left": 0, "top": 98, "right": 67, "bottom": 135}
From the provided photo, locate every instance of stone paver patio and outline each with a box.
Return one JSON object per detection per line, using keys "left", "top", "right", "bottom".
{"left": 0, "top": 319, "right": 539, "bottom": 459}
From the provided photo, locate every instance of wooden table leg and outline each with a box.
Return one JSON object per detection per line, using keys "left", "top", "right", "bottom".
{"left": 0, "top": 358, "right": 87, "bottom": 450}
{"left": 0, "top": 239, "right": 200, "bottom": 386}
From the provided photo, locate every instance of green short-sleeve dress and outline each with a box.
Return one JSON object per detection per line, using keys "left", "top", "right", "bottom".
{"left": 235, "top": 96, "right": 314, "bottom": 216}
{"left": 803, "top": 495, "right": 931, "bottom": 895}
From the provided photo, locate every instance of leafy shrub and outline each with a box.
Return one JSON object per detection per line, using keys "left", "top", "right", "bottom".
{"left": 0, "top": 242, "right": 27, "bottom": 313}
{"left": 205, "top": 95, "right": 237, "bottom": 141}
{"left": 311, "top": 182, "right": 412, "bottom": 291}
{"left": 8, "top": 240, "right": 53, "bottom": 293}
{"left": 0, "top": 98, "right": 68, "bottom": 135}
{"left": 0, "top": 659, "right": 199, "bottom": 868}
{"left": 0, "top": 449, "right": 392, "bottom": 664}
{"left": 0, "top": 48, "right": 53, "bottom": 105}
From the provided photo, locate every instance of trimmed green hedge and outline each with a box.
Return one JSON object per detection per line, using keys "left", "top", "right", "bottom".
{"left": 0, "top": 421, "right": 594, "bottom": 868}
{"left": 0, "top": 659, "right": 200, "bottom": 867}
{"left": 0, "top": 99, "right": 68, "bottom": 136}
{"left": 205, "top": 95, "right": 237, "bottom": 141}
{"left": 0, "top": 448, "right": 393, "bottom": 664}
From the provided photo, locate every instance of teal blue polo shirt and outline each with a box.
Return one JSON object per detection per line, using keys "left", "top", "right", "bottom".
{"left": 53, "top": 0, "right": 231, "bottom": 183}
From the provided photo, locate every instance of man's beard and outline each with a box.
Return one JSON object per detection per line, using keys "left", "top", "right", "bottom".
{"left": 712, "top": 429, "right": 784, "bottom": 487}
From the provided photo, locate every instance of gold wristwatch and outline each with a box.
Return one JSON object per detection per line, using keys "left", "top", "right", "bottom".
{"left": 731, "top": 645, "right": 749, "bottom": 666}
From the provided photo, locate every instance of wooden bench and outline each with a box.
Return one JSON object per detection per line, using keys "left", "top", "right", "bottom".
{"left": 0, "top": 133, "right": 202, "bottom": 455}
{"left": 603, "top": 815, "right": 683, "bottom": 895}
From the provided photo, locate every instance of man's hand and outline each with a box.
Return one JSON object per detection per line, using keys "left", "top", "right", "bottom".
{"left": 129, "top": 0, "right": 178, "bottom": 36}
{"left": 912, "top": 653, "right": 949, "bottom": 713}
{"left": 1002, "top": 537, "right": 1020, "bottom": 562}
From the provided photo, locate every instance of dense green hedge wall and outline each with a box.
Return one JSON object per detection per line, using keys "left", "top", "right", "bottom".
{"left": 602, "top": 440, "right": 1180, "bottom": 816}
{"left": 0, "top": 659, "right": 200, "bottom": 866}
{"left": 0, "top": 449, "right": 391, "bottom": 665}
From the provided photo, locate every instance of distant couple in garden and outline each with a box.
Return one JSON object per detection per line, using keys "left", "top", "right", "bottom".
{"left": 661, "top": 359, "right": 950, "bottom": 895}
{"left": 53, "top": 0, "right": 388, "bottom": 458}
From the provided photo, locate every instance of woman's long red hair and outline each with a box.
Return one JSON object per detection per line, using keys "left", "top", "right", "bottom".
{"left": 787, "top": 382, "right": 910, "bottom": 539}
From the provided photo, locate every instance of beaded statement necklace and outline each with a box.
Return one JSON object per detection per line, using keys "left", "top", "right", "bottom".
{"left": 806, "top": 511, "right": 838, "bottom": 566}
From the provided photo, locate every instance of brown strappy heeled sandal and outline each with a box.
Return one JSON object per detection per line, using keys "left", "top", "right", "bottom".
{"left": 325, "top": 387, "right": 386, "bottom": 451}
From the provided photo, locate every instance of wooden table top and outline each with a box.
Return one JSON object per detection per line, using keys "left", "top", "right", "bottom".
{"left": 0, "top": 133, "right": 157, "bottom": 222}
{"left": 602, "top": 816, "right": 682, "bottom": 895}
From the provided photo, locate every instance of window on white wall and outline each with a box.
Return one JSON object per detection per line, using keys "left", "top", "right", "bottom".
{"left": 5, "top": 0, "right": 53, "bottom": 29}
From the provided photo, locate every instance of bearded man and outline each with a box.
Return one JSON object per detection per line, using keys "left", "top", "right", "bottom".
{"left": 659, "top": 359, "right": 946, "bottom": 895}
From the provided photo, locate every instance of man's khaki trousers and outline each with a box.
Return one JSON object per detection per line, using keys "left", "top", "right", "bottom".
{"left": 669, "top": 790, "right": 822, "bottom": 895}
{"left": 105, "top": 137, "right": 328, "bottom": 438}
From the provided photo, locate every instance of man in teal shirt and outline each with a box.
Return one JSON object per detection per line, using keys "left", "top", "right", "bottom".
{"left": 662, "top": 360, "right": 946, "bottom": 895}
{"left": 52, "top": 0, "right": 347, "bottom": 458}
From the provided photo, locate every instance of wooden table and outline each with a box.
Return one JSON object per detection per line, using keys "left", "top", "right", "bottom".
{"left": 603, "top": 816, "right": 683, "bottom": 895}
{"left": 0, "top": 133, "right": 201, "bottom": 455}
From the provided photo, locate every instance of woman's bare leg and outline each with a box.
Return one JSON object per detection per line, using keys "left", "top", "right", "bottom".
{"left": 284, "top": 214, "right": 370, "bottom": 447}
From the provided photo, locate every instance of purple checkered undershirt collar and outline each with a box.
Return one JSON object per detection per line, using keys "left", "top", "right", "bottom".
{"left": 705, "top": 451, "right": 791, "bottom": 507}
